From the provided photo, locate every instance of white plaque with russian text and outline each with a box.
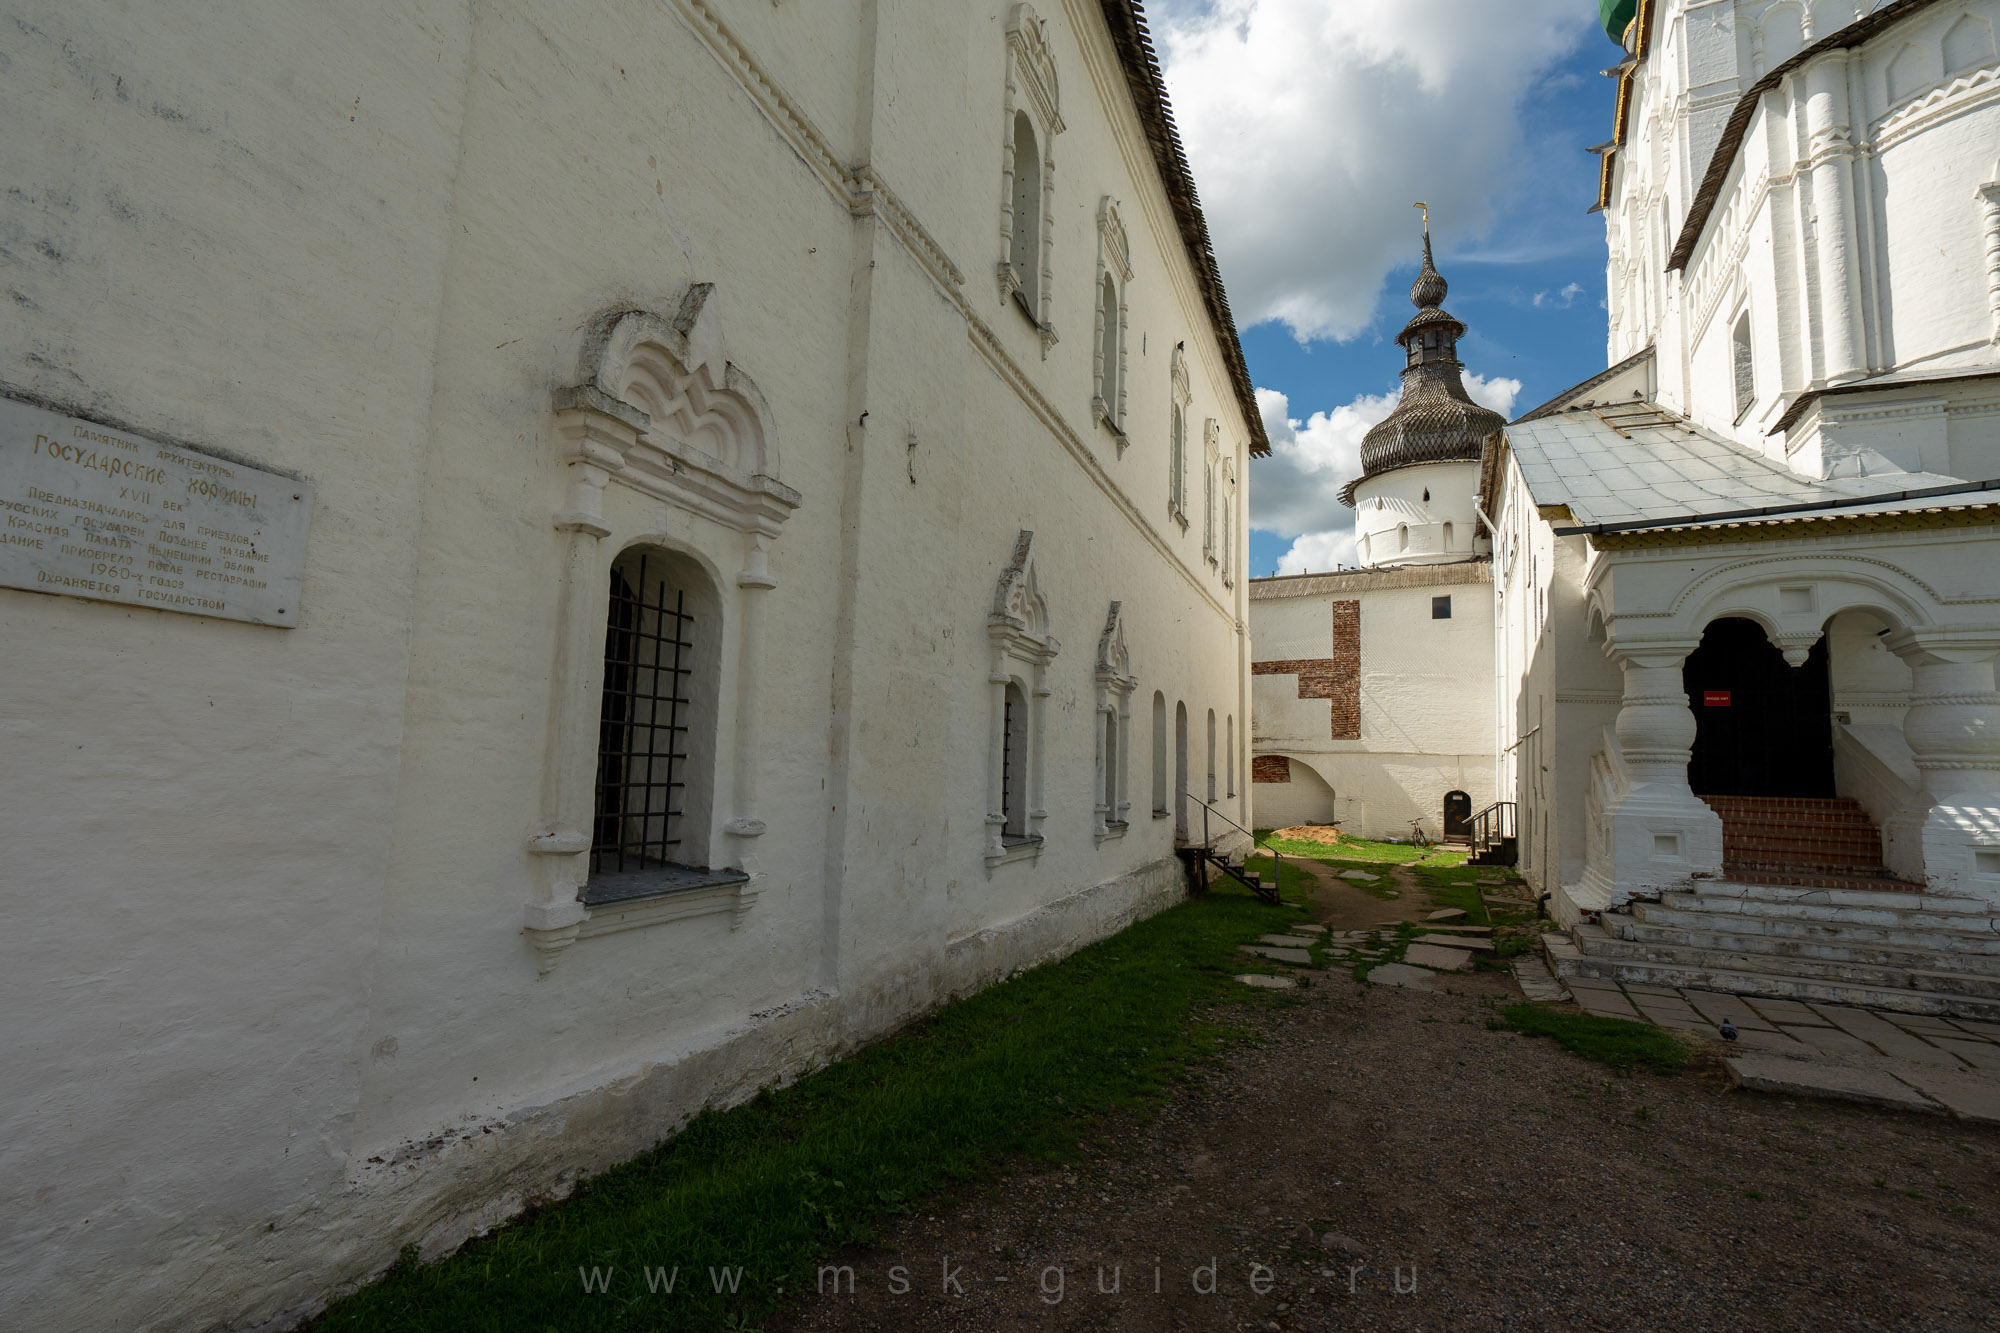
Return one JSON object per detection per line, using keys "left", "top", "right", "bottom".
{"left": 0, "top": 396, "right": 312, "bottom": 627}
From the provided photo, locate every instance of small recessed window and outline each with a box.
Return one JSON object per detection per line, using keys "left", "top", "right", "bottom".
{"left": 1422, "top": 488, "right": 1430, "bottom": 502}
{"left": 1432, "top": 595, "right": 1451, "bottom": 619}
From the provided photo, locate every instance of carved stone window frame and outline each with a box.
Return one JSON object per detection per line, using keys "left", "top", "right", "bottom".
{"left": 1202, "top": 417, "right": 1220, "bottom": 566}
{"left": 1092, "top": 196, "right": 1132, "bottom": 447}
{"left": 996, "top": 3, "right": 1063, "bottom": 358}
{"left": 1168, "top": 345, "right": 1190, "bottom": 529}
{"left": 1094, "top": 602, "right": 1137, "bottom": 843}
{"left": 987, "top": 530, "right": 1059, "bottom": 869}
{"left": 1221, "top": 457, "right": 1236, "bottom": 588}
{"left": 522, "top": 285, "right": 801, "bottom": 973}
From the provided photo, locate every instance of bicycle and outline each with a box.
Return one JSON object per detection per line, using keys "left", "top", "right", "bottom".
{"left": 1407, "top": 819, "right": 1432, "bottom": 849}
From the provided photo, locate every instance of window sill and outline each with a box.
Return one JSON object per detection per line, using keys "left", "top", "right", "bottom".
{"left": 1095, "top": 819, "right": 1129, "bottom": 845}
{"left": 576, "top": 864, "right": 758, "bottom": 938}
{"left": 1153, "top": 809, "right": 1171, "bottom": 821}
{"left": 986, "top": 834, "right": 1045, "bottom": 870}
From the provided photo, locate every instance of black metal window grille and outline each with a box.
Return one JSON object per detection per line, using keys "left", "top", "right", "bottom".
{"left": 1001, "top": 692, "right": 1017, "bottom": 836}
{"left": 591, "top": 557, "right": 696, "bottom": 875}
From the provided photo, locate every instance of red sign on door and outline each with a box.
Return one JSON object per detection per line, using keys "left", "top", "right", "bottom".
{"left": 1704, "top": 691, "right": 1732, "bottom": 707}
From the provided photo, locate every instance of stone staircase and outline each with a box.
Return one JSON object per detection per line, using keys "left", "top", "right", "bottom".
{"left": 1544, "top": 795, "right": 2000, "bottom": 1018}
{"left": 1546, "top": 881, "right": 2000, "bottom": 1019}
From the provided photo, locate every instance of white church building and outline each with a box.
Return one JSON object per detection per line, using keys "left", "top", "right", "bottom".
{"left": 1496, "top": 0, "right": 2000, "bottom": 996}
{"left": 0, "top": 3, "right": 1261, "bottom": 1328}
{"left": 1253, "top": 0, "right": 2000, "bottom": 1009}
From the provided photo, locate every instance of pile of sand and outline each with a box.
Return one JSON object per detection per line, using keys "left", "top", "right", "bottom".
{"left": 1270, "top": 824, "right": 1345, "bottom": 847}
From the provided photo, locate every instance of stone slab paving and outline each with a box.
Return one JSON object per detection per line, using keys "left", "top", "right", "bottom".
{"left": 1412, "top": 932, "right": 1495, "bottom": 951}
{"left": 1564, "top": 979, "right": 2000, "bottom": 1123}
{"left": 1403, "top": 942, "right": 1473, "bottom": 971}
{"left": 1233, "top": 973, "right": 1300, "bottom": 991}
{"left": 1363, "top": 962, "right": 1435, "bottom": 990}
{"left": 1511, "top": 954, "right": 1568, "bottom": 1003}
{"left": 1338, "top": 870, "right": 1379, "bottom": 882}
{"left": 1424, "top": 908, "right": 1467, "bottom": 921}
{"left": 1240, "top": 945, "right": 1312, "bottom": 964}
{"left": 1256, "top": 934, "right": 1319, "bottom": 948}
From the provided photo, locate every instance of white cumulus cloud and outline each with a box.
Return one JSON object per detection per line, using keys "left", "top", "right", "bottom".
{"left": 1256, "top": 371, "right": 1522, "bottom": 575}
{"left": 1156, "top": 0, "right": 1588, "bottom": 341}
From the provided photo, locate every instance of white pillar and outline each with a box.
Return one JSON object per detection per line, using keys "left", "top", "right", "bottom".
{"left": 1883, "top": 631, "right": 2000, "bottom": 898}
{"left": 523, "top": 399, "right": 635, "bottom": 972}
{"left": 1803, "top": 53, "right": 1866, "bottom": 385}
{"left": 1979, "top": 163, "right": 2000, "bottom": 346}
{"left": 723, "top": 531, "right": 776, "bottom": 864}
{"left": 1580, "top": 644, "right": 1725, "bottom": 914}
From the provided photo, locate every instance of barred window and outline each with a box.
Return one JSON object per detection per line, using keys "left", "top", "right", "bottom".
{"left": 590, "top": 549, "right": 721, "bottom": 883}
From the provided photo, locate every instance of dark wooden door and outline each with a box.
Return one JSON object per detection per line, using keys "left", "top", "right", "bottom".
{"left": 1684, "top": 617, "right": 1833, "bottom": 798}
{"left": 1442, "top": 790, "right": 1472, "bottom": 837}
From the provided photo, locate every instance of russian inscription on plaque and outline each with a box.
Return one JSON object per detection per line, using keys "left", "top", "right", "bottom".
{"left": 0, "top": 396, "right": 312, "bottom": 627}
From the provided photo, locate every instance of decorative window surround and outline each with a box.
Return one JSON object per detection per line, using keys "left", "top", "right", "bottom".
{"left": 1221, "top": 459, "right": 1236, "bottom": 588}
{"left": 1168, "top": 346, "right": 1190, "bottom": 529}
{"left": 1094, "top": 602, "right": 1137, "bottom": 842}
{"left": 986, "top": 530, "right": 1059, "bottom": 868}
{"left": 1092, "top": 196, "right": 1132, "bottom": 446}
{"left": 996, "top": 4, "right": 1062, "bottom": 358}
{"left": 524, "top": 286, "right": 800, "bottom": 974}
{"left": 1202, "top": 418, "right": 1220, "bottom": 566}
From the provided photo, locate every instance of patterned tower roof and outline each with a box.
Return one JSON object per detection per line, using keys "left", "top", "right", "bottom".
{"left": 1348, "top": 231, "right": 1506, "bottom": 500}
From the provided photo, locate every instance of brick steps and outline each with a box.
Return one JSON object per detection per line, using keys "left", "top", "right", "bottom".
{"left": 1699, "top": 794, "right": 1926, "bottom": 891}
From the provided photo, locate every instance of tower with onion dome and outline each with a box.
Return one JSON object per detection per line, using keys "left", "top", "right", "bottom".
{"left": 1343, "top": 218, "right": 1504, "bottom": 569}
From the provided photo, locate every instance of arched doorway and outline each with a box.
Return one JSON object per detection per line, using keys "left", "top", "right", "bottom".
{"left": 1442, "top": 790, "right": 1472, "bottom": 838}
{"left": 1683, "top": 617, "right": 1833, "bottom": 797}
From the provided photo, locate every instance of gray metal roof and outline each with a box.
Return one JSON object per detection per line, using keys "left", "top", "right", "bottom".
{"left": 1505, "top": 403, "right": 1969, "bottom": 532}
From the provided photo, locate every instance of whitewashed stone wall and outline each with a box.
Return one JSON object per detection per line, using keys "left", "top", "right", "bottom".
{"left": 1248, "top": 564, "right": 1496, "bottom": 841}
{"left": 0, "top": 3, "right": 1256, "bottom": 1329}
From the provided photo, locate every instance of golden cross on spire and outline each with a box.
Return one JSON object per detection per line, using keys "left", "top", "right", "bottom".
{"left": 1414, "top": 201, "right": 1430, "bottom": 236}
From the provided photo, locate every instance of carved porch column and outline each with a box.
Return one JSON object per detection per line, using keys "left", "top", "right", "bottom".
{"left": 522, "top": 389, "right": 644, "bottom": 972}
{"left": 1882, "top": 630, "right": 2000, "bottom": 897}
{"left": 1584, "top": 642, "right": 1725, "bottom": 912}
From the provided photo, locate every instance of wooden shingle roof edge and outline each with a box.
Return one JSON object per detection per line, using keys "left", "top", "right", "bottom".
{"left": 1664, "top": 0, "right": 1941, "bottom": 273}
{"left": 1098, "top": 1, "right": 1270, "bottom": 456}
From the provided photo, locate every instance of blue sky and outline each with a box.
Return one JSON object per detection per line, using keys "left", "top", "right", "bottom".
{"left": 1150, "top": 1, "right": 1621, "bottom": 576}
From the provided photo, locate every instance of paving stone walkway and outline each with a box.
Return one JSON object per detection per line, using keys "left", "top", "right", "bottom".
{"left": 1566, "top": 976, "right": 2000, "bottom": 1122}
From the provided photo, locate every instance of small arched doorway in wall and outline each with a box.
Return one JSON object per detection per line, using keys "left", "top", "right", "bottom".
{"left": 1442, "top": 790, "right": 1472, "bottom": 839}
{"left": 1683, "top": 617, "right": 1834, "bottom": 797}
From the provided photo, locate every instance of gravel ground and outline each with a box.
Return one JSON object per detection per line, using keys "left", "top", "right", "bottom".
{"left": 767, "top": 879, "right": 2000, "bottom": 1332}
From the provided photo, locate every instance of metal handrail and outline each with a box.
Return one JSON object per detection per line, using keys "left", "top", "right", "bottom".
{"left": 1191, "top": 796, "right": 1285, "bottom": 902}
{"left": 1467, "top": 800, "right": 1516, "bottom": 857}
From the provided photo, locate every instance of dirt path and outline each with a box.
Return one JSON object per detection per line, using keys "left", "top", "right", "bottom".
{"left": 769, "top": 963, "right": 2000, "bottom": 1331}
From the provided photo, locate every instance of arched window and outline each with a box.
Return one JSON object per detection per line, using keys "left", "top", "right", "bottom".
{"left": 1168, "top": 346, "right": 1191, "bottom": 526}
{"left": 591, "top": 547, "right": 723, "bottom": 881}
{"left": 1226, "top": 715, "right": 1236, "bottom": 796}
{"left": 1202, "top": 418, "right": 1219, "bottom": 566}
{"left": 1093, "top": 197, "right": 1132, "bottom": 439}
{"left": 1174, "top": 700, "right": 1190, "bottom": 838}
{"left": 1001, "top": 680, "right": 1029, "bottom": 839}
{"left": 1009, "top": 112, "right": 1041, "bottom": 314}
{"left": 1441, "top": 521, "right": 1455, "bottom": 551}
{"left": 1397, "top": 523, "right": 1410, "bottom": 552}
{"left": 1731, "top": 311, "right": 1755, "bottom": 422}
{"left": 1094, "top": 601, "right": 1135, "bottom": 842}
{"left": 1151, "top": 690, "right": 1168, "bottom": 816}
{"left": 1205, "top": 708, "right": 1217, "bottom": 802}
{"left": 1103, "top": 711, "right": 1119, "bottom": 812}
{"left": 997, "top": 6, "right": 1061, "bottom": 350}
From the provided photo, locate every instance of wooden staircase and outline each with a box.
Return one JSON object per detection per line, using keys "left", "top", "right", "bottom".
{"left": 1177, "top": 843, "right": 1279, "bottom": 905}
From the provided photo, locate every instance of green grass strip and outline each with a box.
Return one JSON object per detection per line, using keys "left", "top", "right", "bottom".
{"left": 309, "top": 885, "right": 1299, "bottom": 1332}
{"left": 1494, "top": 1003, "right": 1690, "bottom": 1075}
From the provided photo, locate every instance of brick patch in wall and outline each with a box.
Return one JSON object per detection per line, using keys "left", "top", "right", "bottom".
{"left": 1252, "top": 754, "right": 1291, "bottom": 784}
{"left": 1251, "top": 599, "right": 1361, "bottom": 740}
